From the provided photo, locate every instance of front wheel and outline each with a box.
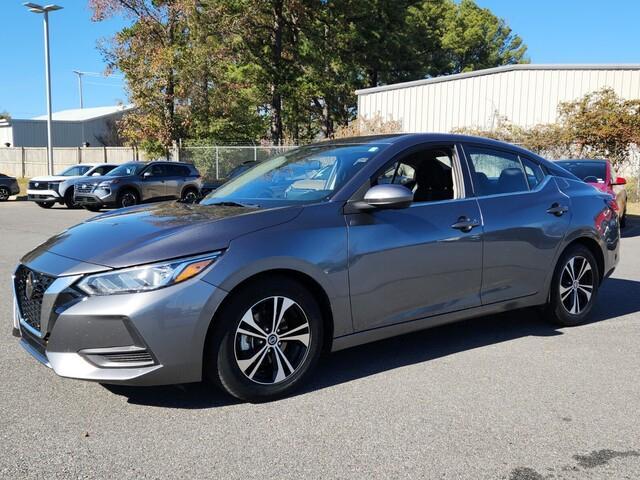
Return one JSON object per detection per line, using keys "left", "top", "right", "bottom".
{"left": 545, "top": 244, "right": 599, "bottom": 327}
{"left": 181, "top": 187, "right": 199, "bottom": 204}
{"left": 36, "top": 201, "right": 54, "bottom": 209}
{"left": 117, "top": 189, "right": 139, "bottom": 208}
{"left": 64, "top": 189, "right": 78, "bottom": 209}
{"left": 0, "top": 186, "right": 10, "bottom": 201}
{"left": 205, "top": 276, "right": 324, "bottom": 402}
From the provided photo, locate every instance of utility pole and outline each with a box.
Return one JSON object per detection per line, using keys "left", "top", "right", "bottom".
{"left": 24, "top": 2, "right": 63, "bottom": 176}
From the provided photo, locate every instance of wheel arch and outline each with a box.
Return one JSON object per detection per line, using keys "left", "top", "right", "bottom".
{"left": 117, "top": 184, "right": 141, "bottom": 200}
{"left": 206, "top": 268, "right": 335, "bottom": 358}
{"left": 560, "top": 236, "right": 605, "bottom": 282}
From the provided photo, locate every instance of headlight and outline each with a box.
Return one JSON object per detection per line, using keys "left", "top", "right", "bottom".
{"left": 77, "top": 252, "right": 221, "bottom": 296}
{"left": 97, "top": 180, "right": 116, "bottom": 188}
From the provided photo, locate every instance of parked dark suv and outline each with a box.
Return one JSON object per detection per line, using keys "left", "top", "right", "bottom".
{"left": 74, "top": 161, "right": 202, "bottom": 211}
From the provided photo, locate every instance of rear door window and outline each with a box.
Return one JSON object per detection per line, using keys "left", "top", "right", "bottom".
{"left": 465, "top": 146, "right": 529, "bottom": 196}
{"left": 520, "top": 157, "right": 545, "bottom": 190}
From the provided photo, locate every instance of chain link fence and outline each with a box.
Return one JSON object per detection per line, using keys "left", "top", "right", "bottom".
{"left": 179, "top": 146, "right": 297, "bottom": 180}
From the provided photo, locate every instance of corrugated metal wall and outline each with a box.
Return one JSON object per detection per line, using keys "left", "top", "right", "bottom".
{"left": 357, "top": 66, "right": 640, "bottom": 132}
{"left": 1, "top": 111, "right": 125, "bottom": 148}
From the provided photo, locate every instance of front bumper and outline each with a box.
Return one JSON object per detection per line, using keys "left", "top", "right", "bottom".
{"left": 13, "top": 265, "right": 227, "bottom": 386}
{"left": 27, "top": 189, "right": 62, "bottom": 203}
{"left": 74, "top": 188, "right": 117, "bottom": 207}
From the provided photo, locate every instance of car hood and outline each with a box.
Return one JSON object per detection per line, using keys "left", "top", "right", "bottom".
{"left": 76, "top": 175, "right": 130, "bottom": 185}
{"left": 22, "top": 201, "right": 303, "bottom": 270}
{"left": 30, "top": 175, "right": 78, "bottom": 183}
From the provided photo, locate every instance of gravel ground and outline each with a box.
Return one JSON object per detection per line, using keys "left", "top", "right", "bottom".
{"left": 1, "top": 201, "right": 639, "bottom": 479}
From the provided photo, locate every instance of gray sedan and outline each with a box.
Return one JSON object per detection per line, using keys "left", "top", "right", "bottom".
{"left": 12, "top": 134, "right": 620, "bottom": 402}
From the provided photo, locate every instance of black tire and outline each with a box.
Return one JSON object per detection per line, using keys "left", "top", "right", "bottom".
{"left": 181, "top": 187, "right": 199, "bottom": 204}
{"left": 84, "top": 205, "right": 102, "bottom": 212}
{"left": 205, "top": 275, "right": 324, "bottom": 402}
{"left": 63, "top": 188, "right": 78, "bottom": 209}
{"left": 36, "top": 201, "right": 54, "bottom": 209}
{"left": 117, "top": 189, "right": 139, "bottom": 208}
{"left": 620, "top": 208, "right": 627, "bottom": 228}
{"left": 0, "top": 186, "right": 9, "bottom": 201}
{"left": 545, "top": 244, "right": 599, "bottom": 327}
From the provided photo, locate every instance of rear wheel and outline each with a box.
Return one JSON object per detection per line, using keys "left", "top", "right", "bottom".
{"left": 0, "top": 186, "right": 9, "bottom": 201}
{"left": 117, "top": 189, "right": 139, "bottom": 208}
{"left": 181, "top": 187, "right": 199, "bottom": 204}
{"left": 545, "top": 244, "right": 599, "bottom": 326}
{"left": 36, "top": 201, "right": 54, "bottom": 209}
{"left": 205, "top": 276, "right": 323, "bottom": 402}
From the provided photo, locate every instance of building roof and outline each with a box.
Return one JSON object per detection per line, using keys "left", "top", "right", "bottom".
{"left": 355, "top": 64, "right": 640, "bottom": 95}
{"left": 31, "top": 104, "right": 134, "bottom": 122}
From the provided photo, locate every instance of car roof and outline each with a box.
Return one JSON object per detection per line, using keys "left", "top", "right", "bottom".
{"left": 555, "top": 159, "right": 607, "bottom": 163}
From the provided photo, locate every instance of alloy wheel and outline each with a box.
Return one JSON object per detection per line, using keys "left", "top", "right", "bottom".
{"left": 183, "top": 190, "right": 198, "bottom": 203}
{"left": 0, "top": 187, "right": 9, "bottom": 201}
{"left": 559, "top": 256, "right": 594, "bottom": 315}
{"left": 234, "top": 296, "right": 311, "bottom": 385}
{"left": 120, "top": 192, "right": 137, "bottom": 207}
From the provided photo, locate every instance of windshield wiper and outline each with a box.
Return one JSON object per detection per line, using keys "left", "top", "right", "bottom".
{"left": 207, "top": 201, "right": 259, "bottom": 208}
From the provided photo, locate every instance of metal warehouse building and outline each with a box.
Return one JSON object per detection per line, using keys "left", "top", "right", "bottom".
{"left": 0, "top": 105, "right": 133, "bottom": 148}
{"left": 356, "top": 64, "right": 640, "bottom": 132}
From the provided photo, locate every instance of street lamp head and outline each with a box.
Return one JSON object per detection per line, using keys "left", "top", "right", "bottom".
{"left": 23, "top": 3, "right": 63, "bottom": 13}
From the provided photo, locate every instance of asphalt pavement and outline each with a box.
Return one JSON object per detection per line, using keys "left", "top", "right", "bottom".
{"left": 1, "top": 201, "right": 639, "bottom": 479}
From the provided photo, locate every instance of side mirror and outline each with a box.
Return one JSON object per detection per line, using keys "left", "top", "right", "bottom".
{"left": 351, "top": 184, "right": 414, "bottom": 212}
{"left": 613, "top": 176, "right": 626, "bottom": 185}
{"left": 143, "top": 171, "right": 152, "bottom": 179}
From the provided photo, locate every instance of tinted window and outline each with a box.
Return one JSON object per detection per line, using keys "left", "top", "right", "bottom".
{"left": 107, "top": 163, "right": 145, "bottom": 177}
{"left": 555, "top": 161, "right": 606, "bottom": 183}
{"left": 166, "top": 164, "right": 190, "bottom": 176}
{"left": 520, "top": 157, "right": 545, "bottom": 189}
{"left": 466, "top": 146, "right": 529, "bottom": 196}
{"left": 147, "top": 164, "right": 167, "bottom": 177}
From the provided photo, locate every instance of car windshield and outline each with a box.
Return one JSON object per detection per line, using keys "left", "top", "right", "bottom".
{"left": 107, "top": 162, "right": 145, "bottom": 177}
{"left": 59, "top": 165, "right": 92, "bottom": 176}
{"left": 556, "top": 161, "right": 606, "bottom": 183}
{"left": 202, "top": 144, "right": 385, "bottom": 206}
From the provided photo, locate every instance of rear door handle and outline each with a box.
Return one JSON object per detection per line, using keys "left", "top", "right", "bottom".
{"left": 547, "top": 203, "right": 569, "bottom": 216}
{"left": 451, "top": 216, "right": 480, "bottom": 232}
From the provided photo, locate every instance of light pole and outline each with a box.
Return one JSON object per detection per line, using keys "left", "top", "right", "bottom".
{"left": 72, "top": 70, "right": 84, "bottom": 109}
{"left": 24, "top": 2, "right": 63, "bottom": 176}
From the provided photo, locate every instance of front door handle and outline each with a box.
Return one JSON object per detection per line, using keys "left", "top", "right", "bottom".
{"left": 451, "top": 216, "right": 480, "bottom": 232}
{"left": 547, "top": 203, "right": 569, "bottom": 216}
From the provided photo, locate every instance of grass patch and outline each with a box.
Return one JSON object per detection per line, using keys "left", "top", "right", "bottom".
{"left": 17, "top": 177, "right": 30, "bottom": 192}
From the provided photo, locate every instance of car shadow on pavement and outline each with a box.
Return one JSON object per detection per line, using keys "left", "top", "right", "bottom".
{"left": 103, "top": 277, "right": 640, "bottom": 408}
{"left": 621, "top": 214, "right": 640, "bottom": 238}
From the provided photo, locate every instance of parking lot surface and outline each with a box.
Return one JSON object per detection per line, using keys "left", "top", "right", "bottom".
{"left": 1, "top": 201, "right": 639, "bottom": 479}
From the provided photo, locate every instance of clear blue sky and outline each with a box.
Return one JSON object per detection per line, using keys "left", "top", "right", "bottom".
{"left": 1, "top": 0, "right": 639, "bottom": 119}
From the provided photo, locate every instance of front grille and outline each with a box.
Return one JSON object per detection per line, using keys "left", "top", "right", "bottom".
{"left": 29, "top": 181, "right": 48, "bottom": 190}
{"left": 14, "top": 266, "right": 55, "bottom": 332}
{"left": 76, "top": 183, "right": 95, "bottom": 194}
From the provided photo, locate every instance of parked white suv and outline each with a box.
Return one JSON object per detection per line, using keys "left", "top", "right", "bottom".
{"left": 27, "top": 163, "right": 117, "bottom": 209}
